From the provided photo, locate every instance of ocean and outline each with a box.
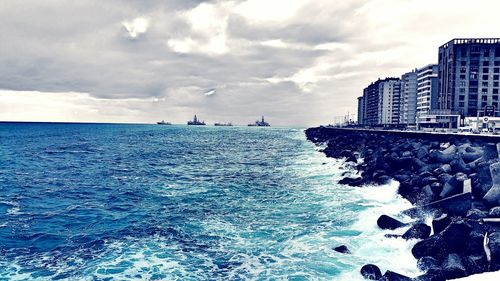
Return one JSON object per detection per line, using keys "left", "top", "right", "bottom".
{"left": 0, "top": 123, "right": 419, "bottom": 280}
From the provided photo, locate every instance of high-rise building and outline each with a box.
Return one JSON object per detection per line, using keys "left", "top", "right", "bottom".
{"left": 438, "top": 38, "right": 500, "bottom": 117}
{"left": 416, "top": 64, "right": 439, "bottom": 118}
{"left": 363, "top": 78, "right": 400, "bottom": 126}
{"left": 400, "top": 70, "right": 418, "bottom": 125}
{"left": 357, "top": 96, "right": 365, "bottom": 125}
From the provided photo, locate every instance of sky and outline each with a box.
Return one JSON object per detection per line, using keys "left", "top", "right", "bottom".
{"left": 1, "top": 0, "right": 500, "bottom": 126}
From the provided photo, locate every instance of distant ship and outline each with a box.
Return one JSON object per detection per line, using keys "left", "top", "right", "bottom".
{"left": 187, "top": 115, "right": 206, "bottom": 125}
{"left": 248, "top": 116, "right": 270, "bottom": 127}
{"left": 214, "top": 122, "right": 233, "bottom": 126}
{"left": 157, "top": 120, "right": 172, "bottom": 125}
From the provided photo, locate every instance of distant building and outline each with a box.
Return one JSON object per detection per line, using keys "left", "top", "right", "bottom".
{"left": 416, "top": 64, "right": 439, "bottom": 118}
{"left": 438, "top": 38, "right": 500, "bottom": 117}
{"left": 363, "top": 78, "right": 400, "bottom": 126}
{"left": 399, "top": 70, "right": 418, "bottom": 125}
{"left": 357, "top": 96, "right": 365, "bottom": 125}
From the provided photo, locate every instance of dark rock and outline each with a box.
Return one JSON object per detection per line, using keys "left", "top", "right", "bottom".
{"left": 360, "top": 264, "right": 382, "bottom": 280}
{"left": 437, "top": 173, "right": 453, "bottom": 185}
{"left": 463, "top": 255, "right": 487, "bottom": 274}
{"left": 483, "top": 162, "right": 500, "bottom": 206}
{"left": 340, "top": 150, "right": 357, "bottom": 163}
{"left": 338, "top": 176, "right": 364, "bottom": 187}
{"left": 440, "top": 220, "right": 473, "bottom": 253}
{"left": 462, "top": 151, "right": 483, "bottom": 163}
{"left": 441, "top": 253, "right": 467, "bottom": 279}
{"left": 380, "top": 270, "right": 412, "bottom": 281}
{"left": 488, "top": 232, "right": 500, "bottom": 271}
{"left": 466, "top": 232, "right": 486, "bottom": 256}
{"left": 466, "top": 208, "right": 488, "bottom": 220}
{"left": 402, "top": 223, "right": 431, "bottom": 240}
{"left": 377, "top": 215, "right": 407, "bottom": 230}
{"left": 393, "top": 174, "right": 410, "bottom": 183}
{"left": 376, "top": 175, "right": 391, "bottom": 185}
{"left": 416, "top": 146, "right": 429, "bottom": 159}
{"left": 430, "top": 182, "right": 443, "bottom": 195}
{"left": 432, "top": 214, "right": 451, "bottom": 234}
{"left": 474, "top": 162, "right": 493, "bottom": 198}
{"left": 482, "top": 143, "right": 499, "bottom": 161}
{"left": 413, "top": 220, "right": 472, "bottom": 259}
{"left": 429, "top": 149, "right": 454, "bottom": 164}
{"left": 489, "top": 206, "right": 500, "bottom": 217}
{"left": 333, "top": 245, "right": 351, "bottom": 254}
{"left": 384, "top": 234, "right": 401, "bottom": 239}
{"left": 413, "top": 270, "right": 445, "bottom": 281}
{"left": 450, "top": 154, "right": 470, "bottom": 174}
{"left": 427, "top": 192, "right": 472, "bottom": 216}
{"left": 417, "top": 256, "right": 440, "bottom": 271}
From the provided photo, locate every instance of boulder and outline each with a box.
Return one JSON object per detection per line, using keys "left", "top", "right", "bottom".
{"left": 432, "top": 214, "right": 451, "bottom": 234}
{"left": 465, "top": 232, "right": 486, "bottom": 256}
{"left": 462, "top": 151, "right": 483, "bottom": 163}
{"left": 482, "top": 143, "right": 499, "bottom": 161}
{"left": 338, "top": 176, "right": 364, "bottom": 187}
{"left": 380, "top": 271, "right": 412, "bottom": 281}
{"left": 402, "top": 223, "right": 431, "bottom": 240}
{"left": 488, "top": 232, "right": 500, "bottom": 271}
{"left": 466, "top": 208, "right": 488, "bottom": 220}
{"left": 483, "top": 162, "right": 500, "bottom": 206}
{"left": 413, "top": 270, "right": 445, "bottom": 281}
{"left": 333, "top": 245, "right": 351, "bottom": 254}
{"left": 450, "top": 154, "right": 470, "bottom": 174}
{"left": 489, "top": 206, "right": 500, "bottom": 217}
{"left": 437, "top": 173, "right": 453, "bottom": 185}
{"left": 340, "top": 150, "right": 357, "bottom": 163}
{"left": 474, "top": 162, "right": 493, "bottom": 198}
{"left": 360, "top": 264, "right": 382, "bottom": 280}
{"left": 463, "top": 255, "right": 487, "bottom": 275}
{"left": 442, "top": 253, "right": 467, "bottom": 279}
{"left": 429, "top": 150, "right": 454, "bottom": 164}
{"left": 377, "top": 215, "right": 407, "bottom": 230}
{"left": 416, "top": 146, "right": 429, "bottom": 159}
{"left": 417, "top": 256, "right": 440, "bottom": 271}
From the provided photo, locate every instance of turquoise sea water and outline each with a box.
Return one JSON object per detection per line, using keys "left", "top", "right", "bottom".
{"left": 0, "top": 123, "right": 418, "bottom": 280}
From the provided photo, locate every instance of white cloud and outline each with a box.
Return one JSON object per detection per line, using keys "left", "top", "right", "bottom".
{"left": 122, "top": 17, "right": 150, "bottom": 38}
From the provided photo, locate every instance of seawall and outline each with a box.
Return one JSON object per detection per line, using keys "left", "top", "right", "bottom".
{"left": 305, "top": 126, "right": 500, "bottom": 280}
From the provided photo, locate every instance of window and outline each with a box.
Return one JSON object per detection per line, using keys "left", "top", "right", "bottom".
{"left": 483, "top": 82, "right": 489, "bottom": 87}
{"left": 460, "top": 74, "right": 466, "bottom": 79}
{"left": 495, "top": 75, "right": 500, "bottom": 80}
{"left": 459, "top": 102, "right": 465, "bottom": 107}
{"left": 495, "top": 61, "right": 500, "bottom": 66}
{"left": 470, "top": 94, "right": 478, "bottom": 100}
{"left": 459, "top": 88, "right": 466, "bottom": 93}
{"left": 482, "top": 88, "right": 488, "bottom": 93}
{"left": 496, "top": 47, "right": 500, "bottom": 57}
{"left": 483, "top": 67, "right": 489, "bottom": 73}
{"left": 494, "top": 89, "right": 499, "bottom": 94}
{"left": 484, "top": 50, "right": 490, "bottom": 57}
{"left": 461, "top": 61, "right": 467, "bottom": 66}
{"left": 482, "top": 96, "right": 488, "bottom": 101}
{"left": 495, "top": 68, "right": 500, "bottom": 73}
{"left": 483, "top": 75, "right": 489, "bottom": 80}
{"left": 483, "top": 61, "right": 490, "bottom": 66}
{"left": 495, "top": 82, "right": 499, "bottom": 87}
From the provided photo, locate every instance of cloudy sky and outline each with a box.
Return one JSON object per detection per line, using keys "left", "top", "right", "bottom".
{"left": 1, "top": 0, "right": 500, "bottom": 126}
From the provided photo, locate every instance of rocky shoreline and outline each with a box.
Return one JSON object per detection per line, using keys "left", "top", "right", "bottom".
{"left": 305, "top": 127, "right": 500, "bottom": 281}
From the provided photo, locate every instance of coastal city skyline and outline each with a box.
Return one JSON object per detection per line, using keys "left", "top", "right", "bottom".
{"left": 2, "top": 0, "right": 500, "bottom": 126}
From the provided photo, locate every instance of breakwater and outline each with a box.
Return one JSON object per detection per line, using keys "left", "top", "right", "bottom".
{"left": 305, "top": 127, "right": 500, "bottom": 280}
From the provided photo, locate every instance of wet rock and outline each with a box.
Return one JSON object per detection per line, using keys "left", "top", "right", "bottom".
{"left": 416, "top": 146, "right": 429, "bottom": 159}
{"left": 442, "top": 253, "right": 467, "bottom": 279}
{"left": 338, "top": 176, "right": 364, "bottom": 187}
{"left": 402, "top": 223, "right": 431, "bottom": 240}
{"left": 340, "top": 150, "right": 357, "bottom": 163}
{"left": 417, "top": 256, "right": 440, "bottom": 271}
{"left": 384, "top": 234, "right": 401, "bottom": 239}
{"left": 413, "top": 270, "right": 445, "bottom": 281}
{"left": 377, "top": 215, "right": 407, "bottom": 230}
{"left": 437, "top": 173, "right": 453, "bottom": 185}
{"left": 489, "top": 206, "right": 500, "bottom": 217}
{"left": 413, "top": 220, "right": 472, "bottom": 259}
{"left": 429, "top": 150, "right": 454, "bottom": 164}
{"left": 430, "top": 182, "right": 443, "bottom": 195}
{"left": 381, "top": 270, "right": 412, "bottom": 281}
{"left": 333, "top": 245, "right": 351, "bottom": 254}
{"left": 360, "top": 264, "right": 382, "bottom": 280}
{"left": 432, "top": 214, "right": 451, "bottom": 234}
{"left": 474, "top": 162, "right": 493, "bottom": 198}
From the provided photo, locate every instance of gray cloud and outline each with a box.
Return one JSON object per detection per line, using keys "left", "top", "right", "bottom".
{"left": 1, "top": 0, "right": 500, "bottom": 126}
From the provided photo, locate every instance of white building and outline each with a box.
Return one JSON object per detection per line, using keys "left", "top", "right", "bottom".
{"left": 416, "top": 64, "right": 439, "bottom": 125}
{"left": 378, "top": 79, "right": 401, "bottom": 125}
{"left": 400, "top": 70, "right": 418, "bottom": 125}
